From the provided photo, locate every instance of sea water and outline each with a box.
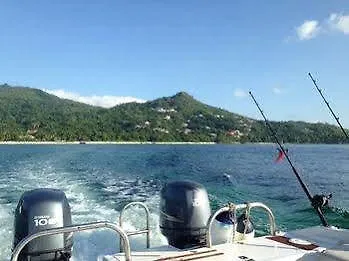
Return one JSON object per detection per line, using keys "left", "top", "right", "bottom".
{"left": 0, "top": 144, "right": 348, "bottom": 260}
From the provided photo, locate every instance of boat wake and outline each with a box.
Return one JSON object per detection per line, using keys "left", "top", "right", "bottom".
{"left": 0, "top": 158, "right": 167, "bottom": 261}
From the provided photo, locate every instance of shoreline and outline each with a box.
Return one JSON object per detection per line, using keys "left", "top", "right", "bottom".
{"left": 0, "top": 141, "right": 342, "bottom": 145}
{"left": 0, "top": 141, "right": 218, "bottom": 145}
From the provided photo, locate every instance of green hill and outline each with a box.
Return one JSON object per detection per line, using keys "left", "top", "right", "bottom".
{"left": 0, "top": 84, "right": 347, "bottom": 143}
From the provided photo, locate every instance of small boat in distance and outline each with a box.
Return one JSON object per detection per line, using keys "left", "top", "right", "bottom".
{"left": 78, "top": 137, "right": 86, "bottom": 144}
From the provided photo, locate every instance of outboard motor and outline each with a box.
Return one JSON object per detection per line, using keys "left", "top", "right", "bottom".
{"left": 13, "top": 188, "right": 73, "bottom": 261}
{"left": 160, "top": 180, "right": 211, "bottom": 249}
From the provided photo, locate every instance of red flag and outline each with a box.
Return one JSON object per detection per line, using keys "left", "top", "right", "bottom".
{"left": 275, "top": 148, "right": 288, "bottom": 163}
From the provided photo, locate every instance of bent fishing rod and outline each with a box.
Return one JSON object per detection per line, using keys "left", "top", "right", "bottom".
{"left": 308, "top": 73, "right": 349, "bottom": 140}
{"left": 248, "top": 91, "right": 329, "bottom": 227}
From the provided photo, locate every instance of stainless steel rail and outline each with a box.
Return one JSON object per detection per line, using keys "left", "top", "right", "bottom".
{"left": 119, "top": 202, "right": 150, "bottom": 249}
{"left": 206, "top": 202, "right": 276, "bottom": 247}
{"left": 11, "top": 221, "right": 132, "bottom": 261}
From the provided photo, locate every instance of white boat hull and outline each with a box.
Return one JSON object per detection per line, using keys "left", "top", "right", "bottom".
{"left": 104, "top": 226, "right": 349, "bottom": 261}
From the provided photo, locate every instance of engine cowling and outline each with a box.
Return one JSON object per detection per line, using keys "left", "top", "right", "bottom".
{"left": 160, "top": 180, "right": 211, "bottom": 249}
{"left": 13, "top": 188, "right": 73, "bottom": 261}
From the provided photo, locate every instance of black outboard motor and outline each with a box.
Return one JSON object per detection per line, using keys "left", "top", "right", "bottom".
{"left": 13, "top": 188, "right": 73, "bottom": 261}
{"left": 160, "top": 180, "right": 211, "bottom": 249}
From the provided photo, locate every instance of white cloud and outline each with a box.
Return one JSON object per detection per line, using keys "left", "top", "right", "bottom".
{"left": 296, "top": 20, "right": 320, "bottom": 40}
{"left": 233, "top": 88, "right": 247, "bottom": 98}
{"left": 327, "top": 13, "right": 349, "bottom": 34}
{"left": 272, "top": 87, "right": 282, "bottom": 94}
{"left": 293, "top": 13, "right": 349, "bottom": 41}
{"left": 43, "top": 89, "right": 146, "bottom": 108}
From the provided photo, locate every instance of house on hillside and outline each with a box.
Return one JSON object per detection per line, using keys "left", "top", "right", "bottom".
{"left": 227, "top": 130, "right": 243, "bottom": 137}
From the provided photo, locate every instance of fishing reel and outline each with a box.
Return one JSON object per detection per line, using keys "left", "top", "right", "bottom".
{"left": 311, "top": 193, "right": 332, "bottom": 209}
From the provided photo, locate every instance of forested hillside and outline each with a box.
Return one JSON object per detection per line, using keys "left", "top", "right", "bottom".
{"left": 0, "top": 84, "right": 346, "bottom": 143}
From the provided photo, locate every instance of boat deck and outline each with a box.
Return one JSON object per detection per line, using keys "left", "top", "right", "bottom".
{"left": 103, "top": 226, "right": 349, "bottom": 261}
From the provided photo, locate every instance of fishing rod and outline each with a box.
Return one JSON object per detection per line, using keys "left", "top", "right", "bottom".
{"left": 308, "top": 73, "right": 349, "bottom": 140}
{"left": 248, "top": 91, "right": 329, "bottom": 227}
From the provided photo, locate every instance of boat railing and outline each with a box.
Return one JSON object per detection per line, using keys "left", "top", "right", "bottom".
{"left": 11, "top": 221, "right": 132, "bottom": 261}
{"left": 119, "top": 201, "right": 151, "bottom": 250}
{"left": 206, "top": 202, "right": 276, "bottom": 247}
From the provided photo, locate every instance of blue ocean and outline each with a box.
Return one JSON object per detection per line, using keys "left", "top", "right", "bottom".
{"left": 0, "top": 144, "right": 348, "bottom": 260}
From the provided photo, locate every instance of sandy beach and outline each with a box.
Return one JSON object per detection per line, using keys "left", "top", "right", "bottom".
{"left": 0, "top": 141, "right": 217, "bottom": 145}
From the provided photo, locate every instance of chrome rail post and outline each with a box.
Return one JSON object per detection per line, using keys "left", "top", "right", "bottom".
{"left": 237, "top": 202, "right": 276, "bottom": 236}
{"left": 119, "top": 202, "right": 150, "bottom": 250}
{"left": 11, "top": 221, "right": 132, "bottom": 261}
{"left": 230, "top": 203, "right": 237, "bottom": 244}
{"left": 243, "top": 203, "right": 252, "bottom": 238}
{"left": 206, "top": 202, "right": 276, "bottom": 247}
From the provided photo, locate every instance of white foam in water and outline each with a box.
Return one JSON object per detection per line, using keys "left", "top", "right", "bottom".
{"left": 0, "top": 205, "right": 13, "bottom": 261}
{"left": 0, "top": 159, "right": 167, "bottom": 261}
{"left": 67, "top": 192, "right": 167, "bottom": 261}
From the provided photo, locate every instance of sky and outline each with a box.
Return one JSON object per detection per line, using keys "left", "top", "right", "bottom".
{"left": 1, "top": 1, "right": 349, "bottom": 127}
